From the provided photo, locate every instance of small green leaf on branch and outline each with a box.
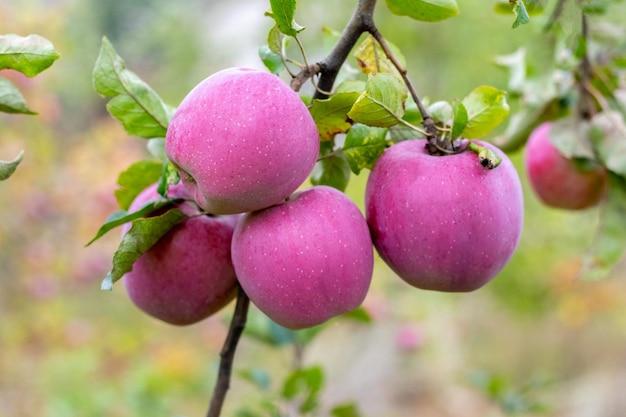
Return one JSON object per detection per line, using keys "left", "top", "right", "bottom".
{"left": 580, "top": 174, "right": 626, "bottom": 280}
{"left": 343, "top": 124, "right": 388, "bottom": 174}
{"left": 0, "top": 77, "right": 36, "bottom": 114}
{"left": 259, "top": 46, "right": 284, "bottom": 75}
{"left": 353, "top": 35, "right": 406, "bottom": 77}
{"left": 101, "top": 208, "right": 188, "bottom": 290}
{"left": 92, "top": 37, "right": 174, "bottom": 138}
{"left": 114, "top": 160, "right": 163, "bottom": 210}
{"left": 348, "top": 73, "right": 407, "bottom": 128}
{"left": 86, "top": 198, "right": 181, "bottom": 246}
{"left": 309, "top": 91, "right": 361, "bottom": 141}
{"left": 451, "top": 100, "right": 468, "bottom": 139}
{"left": 269, "top": 0, "right": 305, "bottom": 37}
{"left": 0, "top": 34, "right": 59, "bottom": 77}
{"left": 0, "top": 150, "right": 24, "bottom": 181}
{"left": 510, "top": 0, "right": 530, "bottom": 29}
{"left": 385, "top": 0, "right": 459, "bottom": 22}
{"left": 461, "top": 86, "right": 510, "bottom": 138}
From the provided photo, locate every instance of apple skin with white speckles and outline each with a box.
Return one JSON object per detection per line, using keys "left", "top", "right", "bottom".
{"left": 365, "top": 139, "right": 523, "bottom": 292}
{"left": 231, "top": 186, "right": 374, "bottom": 330}
{"left": 165, "top": 67, "right": 320, "bottom": 215}
{"left": 524, "top": 122, "right": 607, "bottom": 210}
{"left": 122, "top": 183, "right": 240, "bottom": 325}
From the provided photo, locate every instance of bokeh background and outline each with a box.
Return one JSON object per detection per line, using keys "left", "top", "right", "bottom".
{"left": 1, "top": 1, "right": 626, "bottom": 416}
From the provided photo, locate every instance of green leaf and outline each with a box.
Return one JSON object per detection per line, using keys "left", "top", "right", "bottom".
{"left": 282, "top": 366, "right": 324, "bottom": 414}
{"left": 461, "top": 86, "right": 510, "bottom": 138}
{"left": 0, "top": 150, "right": 24, "bottom": 181}
{"left": 590, "top": 111, "right": 626, "bottom": 178}
{"left": 348, "top": 73, "right": 407, "bottom": 128}
{"left": 236, "top": 368, "right": 272, "bottom": 391}
{"left": 157, "top": 161, "right": 180, "bottom": 197}
{"left": 385, "top": 0, "right": 459, "bottom": 22}
{"left": 92, "top": 37, "right": 173, "bottom": 138}
{"left": 86, "top": 198, "right": 181, "bottom": 247}
{"left": 309, "top": 91, "right": 361, "bottom": 141}
{"left": 267, "top": 24, "right": 283, "bottom": 55}
{"left": 580, "top": 174, "right": 626, "bottom": 280}
{"left": 0, "top": 34, "right": 59, "bottom": 77}
{"left": 548, "top": 117, "right": 595, "bottom": 160}
{"left": 331, "top": 403, "right": 362, "bottom": 417}
{"left": 428, "top": 100, "right": 453, "bottom": 124}
{"left": 451, "top": 100, "right": 468, "bottom": 139}
{"left": 0, "top": 77, "right": 36, "bottom": 114}
{"left": 258, "top": 45, "right": 284, "bottom": 75}
{"left": 341, "top": 306, "right": 373, "bottom": 323}
{"left": 269, "top": 0, "right": 304, "bottom": 37}
{"left": 343, "top": 124, "right": 388, "bottom": 174}
{"left": 352, "top": 35, "right": 406, "bottom": 76}
{"left": 310, "top": 150, "right": 351, "bottom": 192}
{"left": 510, "top": 0, "right": 530, "bottom": 28}
{"left": 114, "top": 160, "right": 163, "bottom": 210}
{"left": 101, "top": 208, "right": 188, "bottom": 290}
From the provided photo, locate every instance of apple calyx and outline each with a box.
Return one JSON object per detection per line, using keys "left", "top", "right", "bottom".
{"left": 467, "top": 141, "right": 502, "bottom": 169}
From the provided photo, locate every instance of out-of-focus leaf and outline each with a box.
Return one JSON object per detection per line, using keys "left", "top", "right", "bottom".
{"left": 282, "top": 366, "right": 324, "bottom": 414}
{"left": 114, "top": 160, "right": 163, "bottom": 210}
{"left": 343, "top": 124, "right": 388, "bottom": 174}
{"left": 0, "top": 150, "right": 24, "bottom": 181}
{"left": 510, "top": 0, "right": 530, "bottom": 28}
{"left": 259, "top": 45, "right": 284, "bottom": 75}
{"left": 385, "top": 0, "right": 459, "bottom": 22}
{"left": 348, "top": 73, "right": 407, "bottom": 128}
{"left": 236, "top": 368, "right": 272, "bottom": 391}
{"left": 548, "top": 117, "right": 595, "bottom": 160}
{"left": 0, "top": 77, "right": 36, "bottom": 114}
{"left": 331, "top": 403, "right": 362, "bottom": 417}
{"left": 590, "top": 111, "right": 626, "bottom": 177}
{"left": 269, "top": 0, "right": 304, "bottom": 37}
{"left": 101, "top": 208, "right": 188, "bottom": 290}
{"left": 309, "top": 91, "right": 361, "bottom": 141}
{"left": 0, "top": 34, "right": 59, "bottom": 77}
{"left": 461, "top": 85, "right": 509, "bottom": 138}
{"left": 310, "top": 151, "right": 351, "bottom": 192}
{"left": 428, "top": 100, "right": 453, "bottom": 125}
{"left": 494, "top": 48, "right": 527, "bottom": 95}
{"left": 341, "top": 306, "right": 373, "bottom": 323}
{"left": 93, "top": 37, "right": 173, "bottom": 138}
{"left": 353, "top": 35, "right": 405, "bottom": 76}
{"left": 580, "top": 174, "right": 626, "bottom": 280}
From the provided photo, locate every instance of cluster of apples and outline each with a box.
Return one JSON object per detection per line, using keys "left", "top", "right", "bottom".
{"left": 122, "top": 67, "right": 524, "bottom": 329}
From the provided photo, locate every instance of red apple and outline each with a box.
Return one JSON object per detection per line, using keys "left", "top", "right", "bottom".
{"left": 231, "top": 186, "right": 373, "bottom": 330}
{"left": 365, "top": 139, "right": 524, "bottom": 292}
{"left": 524, "top": 122, "right": 607, "bottom": 209}
{"left": 165, "top": 67, "right": 320, "bottom": 215}
{"left": 122, "top": 183, "right": 239, "bottom": 325}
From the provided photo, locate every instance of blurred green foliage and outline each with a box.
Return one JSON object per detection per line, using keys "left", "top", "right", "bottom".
{"left": 1, "top": 1, "right": 626, "bottom": 416}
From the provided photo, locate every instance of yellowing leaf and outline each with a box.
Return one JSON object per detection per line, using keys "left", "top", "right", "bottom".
{"left": 385, "top": 0, "right": 459, "bottom": 22}
{"left": 348, "top": 73, "right": 407, "bottom": 128}
{"left": 461, "top": 86, "right": 509, "bottom": 138}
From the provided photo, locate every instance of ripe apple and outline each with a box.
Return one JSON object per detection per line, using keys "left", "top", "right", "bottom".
{"left": 122, "top": 182, "right": 239, "bottom": 325}
{"left": 165, "top": 67, "right": 320, "bottom": 215}
{"left": 524, "top": 122, "right": 607, "bottom": 210}
{"left": 365, "top": 139, "right": 524, "bottom": 292}
{"left": 231, "top": 186, "right": 374, "bottom": 330}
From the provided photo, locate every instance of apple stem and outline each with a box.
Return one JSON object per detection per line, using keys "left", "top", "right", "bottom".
{"left": 206, "top": 283, "right": 250, "bottom": 417}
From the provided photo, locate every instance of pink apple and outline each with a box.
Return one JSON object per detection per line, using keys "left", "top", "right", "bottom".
{"left": 231, "top": 186, "right": 373, "bottom": 330}
{"left": 165, "top": 67, "right": 320, "bottom": 215}
{"left": 365, "top": 139, "right": 524, "bottom": 292}
{"left": 524, "top": 122, "right": 607, "bottom": 210}
{"left": 122, "top": 182, "right": 239, "bottom": 325}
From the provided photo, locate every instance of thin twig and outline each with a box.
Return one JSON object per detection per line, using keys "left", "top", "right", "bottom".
{"left": 206, "top": 284, "right": 250, "bottom": 417}
{"left": 577, "top": 11, "right": 594, "bottom": 120}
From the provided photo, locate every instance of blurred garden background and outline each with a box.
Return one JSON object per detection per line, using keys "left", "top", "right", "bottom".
{"left": 2, "top": 0, "right": 626, "bottom": 416}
